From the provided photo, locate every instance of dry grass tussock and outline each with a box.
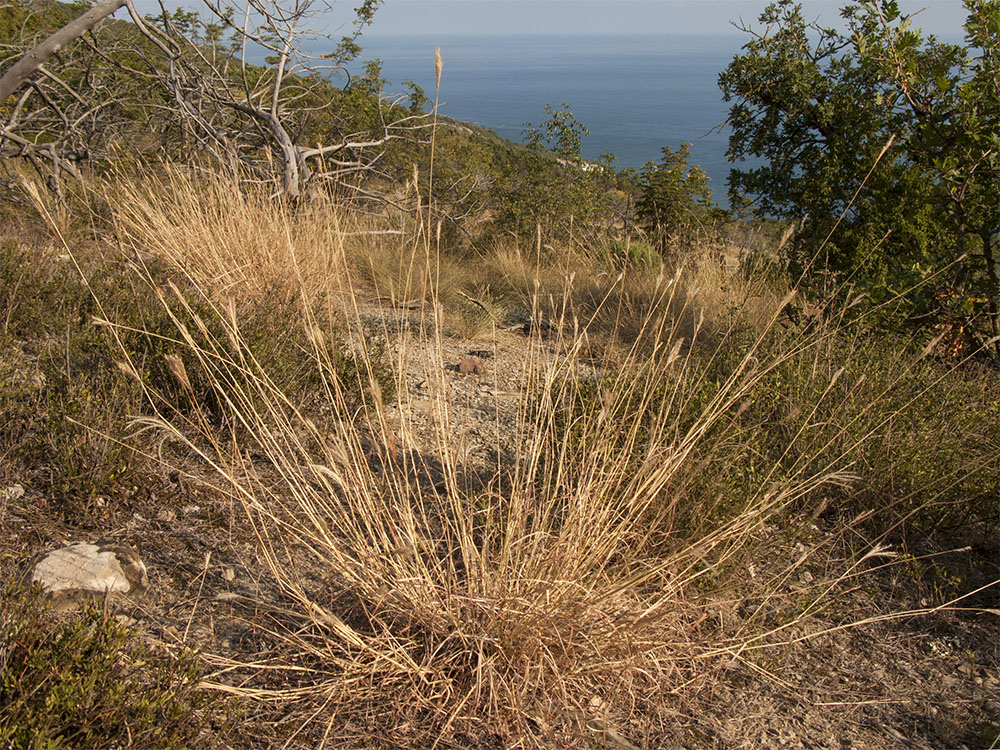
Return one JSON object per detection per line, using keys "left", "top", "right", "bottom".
{"left": 29, "top": 172, "right": 996, "bottom": 746}
{"left": 106, "top": 167, "right": 406, "bottom": 303}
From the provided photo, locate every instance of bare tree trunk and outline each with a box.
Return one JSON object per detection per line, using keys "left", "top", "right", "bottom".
{"left": 228, "top": 102, "right": 301, "bottom": 197}
{"left": 0, "top": 0, "right": 127, "bottom": 105}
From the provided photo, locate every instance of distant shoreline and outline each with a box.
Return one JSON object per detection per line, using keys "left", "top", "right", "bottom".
{"left": 345, "top": 33, "right": 745, "bottom": 204}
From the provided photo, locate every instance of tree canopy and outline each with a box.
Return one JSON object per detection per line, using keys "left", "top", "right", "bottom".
{"left": 721, "top": 0, "right": 1000, "bottom": 353}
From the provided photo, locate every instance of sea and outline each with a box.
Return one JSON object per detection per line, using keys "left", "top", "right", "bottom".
{"left": 347, "top": 34, "right": 748, "bottom": 205}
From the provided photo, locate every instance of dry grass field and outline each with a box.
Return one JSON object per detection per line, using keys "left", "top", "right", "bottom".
{"left": 0, "top": 169, "right": 997, "bottom": 748}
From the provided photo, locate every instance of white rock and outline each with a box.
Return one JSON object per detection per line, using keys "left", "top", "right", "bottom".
{"left": 2, "top": 484, "right": 25, "bottom": 501}
{"left": 31, "top": 542, "right": 148, "bottom": 596}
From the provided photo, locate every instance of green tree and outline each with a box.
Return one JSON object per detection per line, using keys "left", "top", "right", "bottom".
{"left": 493, "top": 102, "right": 610, "bottom": 241}
{"left": 720, "top": 0, "right": 1000, "bottom": 352}
{"left": 635, "top": 142, "right": 714, "bottom": 254}
{"left": 522, "top": 101, "right": 589, "bottom": 161}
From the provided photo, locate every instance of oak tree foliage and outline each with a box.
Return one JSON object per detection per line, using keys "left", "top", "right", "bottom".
{"left": 721, "top": 0, "right": 1000, "bottom": 352}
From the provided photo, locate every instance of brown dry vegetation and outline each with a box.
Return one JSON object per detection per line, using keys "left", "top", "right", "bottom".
{"left": 0, "top": 167, "right": 998, "bottom": 749}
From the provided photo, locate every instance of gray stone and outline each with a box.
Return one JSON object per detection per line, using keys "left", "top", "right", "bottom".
{"left": 31, "top": 542, "right": 148, "bottom": 605}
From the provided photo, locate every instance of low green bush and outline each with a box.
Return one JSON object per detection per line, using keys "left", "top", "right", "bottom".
{"left": 706, "top": 329, "right": 1000, "bottom": 544}
{"left": 0, "top": 580, "right": 234, "bottom": 749}
{"left": 597, "top": 239, "right": 661, "bottom": 268}
{"left": 0, "top": 242, "right": 143, "bottom": 512}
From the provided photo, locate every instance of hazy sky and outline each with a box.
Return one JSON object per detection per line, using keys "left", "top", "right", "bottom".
{"left": 359, "top": 1, "right": 968, "bottom": 37}
{"left": 127, "top": 0, "right": 970, "bottom": 40}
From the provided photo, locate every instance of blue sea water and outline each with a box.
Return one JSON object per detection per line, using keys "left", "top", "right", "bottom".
{"left": 350, "top": 34, "right": 746, "bottom": 204}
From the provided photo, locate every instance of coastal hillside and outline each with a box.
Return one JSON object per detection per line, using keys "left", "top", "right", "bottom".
{"left": 0, "top": 1, "right": 997, "bottom": 748}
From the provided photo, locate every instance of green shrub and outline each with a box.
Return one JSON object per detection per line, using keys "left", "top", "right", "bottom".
{"left": 598, "top": 239, "right": 661, "bottom": 268}
{"left": 0, "top": 242, "right": 142, "bottom": 510}
{"left": 0, "top": 239, "right": 87, "bottom": 341}
{"left": 635, "top": 142, "right": 716, "bottom": 255}
{"left": 0, "top": 581, "right": 234, "bottom": 749}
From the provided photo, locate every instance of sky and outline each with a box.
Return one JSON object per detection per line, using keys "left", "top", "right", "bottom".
{"left": 127, "top": 0, "right": 970, "bottom": 41}
{"left": 357, "top": 0, "right": 968, "bottom": 37}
